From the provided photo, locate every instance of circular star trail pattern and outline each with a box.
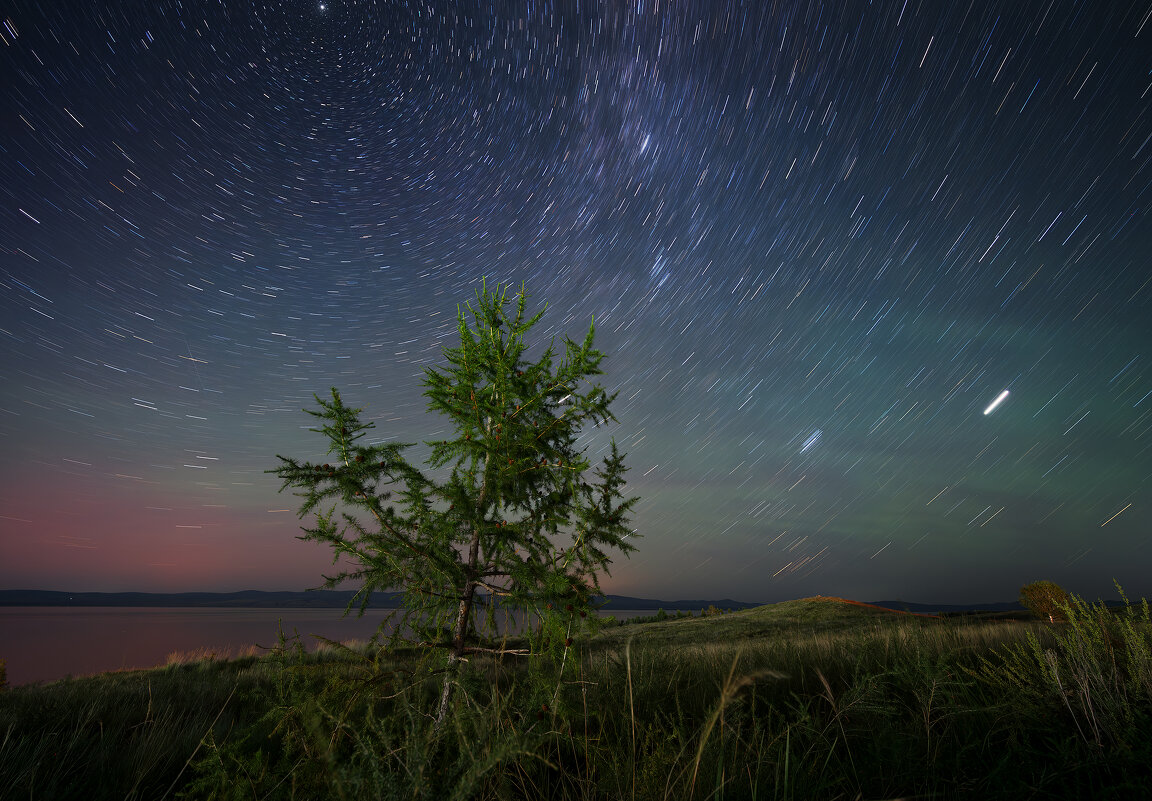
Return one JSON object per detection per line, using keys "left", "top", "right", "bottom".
{"left": 1, "top": 1, "right": 1150, "bottom": 603}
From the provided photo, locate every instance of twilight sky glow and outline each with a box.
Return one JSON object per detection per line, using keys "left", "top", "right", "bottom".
{"left": 2, "top": 1, "right": 1150, "bottom": 604}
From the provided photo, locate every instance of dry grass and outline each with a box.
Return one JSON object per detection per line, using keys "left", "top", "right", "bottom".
{"left": 165, "top": 638, "right": 375, "bottom": 667}
{"left": 165, "top": 644, "right": 262, "bottom": 666}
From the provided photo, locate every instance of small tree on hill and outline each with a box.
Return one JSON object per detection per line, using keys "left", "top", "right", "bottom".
{"left": 270, "top": 281, "right": 639, "bottom": 721}
{"left": 1020, "top": 580, "right": 1069, "bottom": 623}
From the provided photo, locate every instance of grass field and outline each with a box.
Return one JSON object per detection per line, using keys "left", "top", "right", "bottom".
{"left": 2, "top": 592, "right": 1151, "bottom": 800}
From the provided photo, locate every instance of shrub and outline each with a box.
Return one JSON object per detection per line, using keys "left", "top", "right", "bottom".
{"left": 977, "top": 583, "right": 1152, "bottom": 752}
{"left": 1020, "top": 580, "right": 1070, "bottom": 622}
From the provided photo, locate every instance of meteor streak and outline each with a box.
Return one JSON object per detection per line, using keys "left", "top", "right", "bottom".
{"left": 983, "top": 390, "right": 1010, "bottom": 415}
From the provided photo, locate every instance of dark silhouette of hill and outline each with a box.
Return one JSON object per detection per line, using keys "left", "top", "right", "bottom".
{"left": 0, "top": 589, "right": 1029, "bottom": 612}
{"left": 0, "top": 589, "right": 762, "bottom": 611}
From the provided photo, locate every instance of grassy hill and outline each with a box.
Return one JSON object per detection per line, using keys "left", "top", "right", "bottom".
{"left": 2, "top": 594, "right": 1150, "bottom": 799}
{"left": 592, "top": 595, "right": 940, "bottom": 648}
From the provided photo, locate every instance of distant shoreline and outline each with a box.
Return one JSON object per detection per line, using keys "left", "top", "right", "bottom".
{"left": 0, "top": 589, "right": 1024, "bottom": 613}
{"left": 0, "top": 589, "right": 764, "bottom": 612}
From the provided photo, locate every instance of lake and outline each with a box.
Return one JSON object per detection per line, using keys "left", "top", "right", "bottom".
{"left": 0, "top": 607, "right": 658, "bottom": 686}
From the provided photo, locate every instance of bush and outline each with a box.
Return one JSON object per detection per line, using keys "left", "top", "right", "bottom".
{"left": 1020, "top": 580, "right": 1070, "bottom": 622}
{"left": 977, "top": 583, "right": 1152, "bottom": 752}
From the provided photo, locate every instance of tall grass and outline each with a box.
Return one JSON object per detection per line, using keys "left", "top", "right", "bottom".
{"left": 974, "top": 586, "right": 1152, "bottom": 757}
{"left": 3, "top": 596, "right": 1151, "bottom": 799}
{"left": 0, "top": 661, "right": 254, "bottom": 800}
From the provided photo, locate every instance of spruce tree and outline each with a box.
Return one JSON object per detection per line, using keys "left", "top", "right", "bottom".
{"left": 270, "top": 281, "right": 638, "bottom": 720}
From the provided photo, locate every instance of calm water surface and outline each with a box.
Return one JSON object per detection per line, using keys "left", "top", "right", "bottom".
{"left": 0, "top": 607, "right": 655, "bottom": 686}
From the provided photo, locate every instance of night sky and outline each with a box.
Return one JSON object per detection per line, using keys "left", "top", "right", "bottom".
{"left": 2, "top": 1, "right": 1150, "bottom": 605}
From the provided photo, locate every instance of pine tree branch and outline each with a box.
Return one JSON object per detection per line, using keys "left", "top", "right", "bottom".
{"left": 474, "top": 579, "right": 513, "bottom": 596}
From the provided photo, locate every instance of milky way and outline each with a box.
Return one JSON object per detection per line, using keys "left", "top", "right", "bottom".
{"left": 2, "top": 1, "right": 1150, "bottom": 603}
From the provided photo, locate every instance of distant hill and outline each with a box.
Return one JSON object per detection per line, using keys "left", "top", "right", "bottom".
{"left": 0, "top": 589, "right": 762, "bottom": 612}
{"left": 0, "top": 590, "right": 1043, "bottom": 613}
{"left": 595, "top": 595, "right": 760, "bottom": 611}
{"left": 867, "top": 599, "right": 1024, "bottom": 614}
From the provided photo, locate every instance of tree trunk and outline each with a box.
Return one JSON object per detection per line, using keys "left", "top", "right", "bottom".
{"left": 435, "top": 580, "right": 476, "bottom": 724}
{"left": 435, "top": 417, "right": 492, "bottom": 725}
{"left": 435, "top": 520, "right": 485, "bottom": 724}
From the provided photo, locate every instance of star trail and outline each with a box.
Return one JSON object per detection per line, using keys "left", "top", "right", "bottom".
{"left": 1, "top": 1, "right": 1150, "bottom": 603}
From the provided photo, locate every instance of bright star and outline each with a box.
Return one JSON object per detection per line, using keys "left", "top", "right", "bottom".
{"left": 983, "top": 390, "right": 1010, "bottom": 415}
{"left": 799, "top": 429, "right": 823, "bottom": 453}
